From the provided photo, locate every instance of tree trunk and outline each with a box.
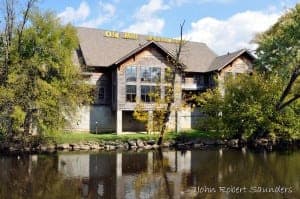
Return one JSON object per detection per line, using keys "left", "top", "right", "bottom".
{"left": 276, "top": 65, "right": 300, "bottom": 111}
{"left": 23, "top": 109, "right": 33, "bottom": 136}
{"left": 157, "top": 21, "right": 185, "bottom": 145}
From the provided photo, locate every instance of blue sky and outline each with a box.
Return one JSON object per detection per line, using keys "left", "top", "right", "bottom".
{"left": 40, "top": 0, "right": 300, "bottom": 54}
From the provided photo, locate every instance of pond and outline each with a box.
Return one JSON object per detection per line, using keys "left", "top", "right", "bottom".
{"left": 0, "top": 149, "right": 299, "bottom": 199}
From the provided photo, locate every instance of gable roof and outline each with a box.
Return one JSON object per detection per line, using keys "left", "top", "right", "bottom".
{"left": 114, "top": 41, "right": 177, "bottom": 65}
{"left": 76, "top": 27, "right": 217, "bottom": 72}
{"left": 208, "top": 49, "right": 255, "bottom": 72}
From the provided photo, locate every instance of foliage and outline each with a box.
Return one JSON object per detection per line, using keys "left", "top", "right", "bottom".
{"left": 196, "top": 73, "right": 300, "bottom": 139}
{"left": 255, "top": 4, "right": 300, "bottom": 110}
{"left": 0, "top": 1, "right": 91, "bottom": 139}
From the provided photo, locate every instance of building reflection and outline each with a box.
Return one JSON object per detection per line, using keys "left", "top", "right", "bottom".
{"left": 58, "top": 151, "right": 191, "bottom": 199}
{"left": 1, "top": 150, "right": 299, "bottom": 198}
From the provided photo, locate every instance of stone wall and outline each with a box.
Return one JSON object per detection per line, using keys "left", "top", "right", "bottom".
{"left": 67, "top": 105, "right": 115, "bottom": 133}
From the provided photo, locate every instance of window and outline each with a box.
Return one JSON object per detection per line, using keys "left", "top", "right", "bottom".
{"left": 151, "top": 67, "right": 161, "bottom": 82}
{"left": 125, "top": 66, "right": 137, "bottom": 82}
{"left": 141, "top": 67, "right": 161, "bottom": 82}
{"left": 98, "top": 87, "right": 104, "bottom": 100}
{"left": 141, "top": 67, "right": 151, "bottom": 82}
{"left": 126, "top": 85, "right": 136, "bottom": 102}
{"left": 204, "top": 75, "right": 210, "bottom": 86}
{"left": 141, "top": 86, "right": 160, "bottom": 102}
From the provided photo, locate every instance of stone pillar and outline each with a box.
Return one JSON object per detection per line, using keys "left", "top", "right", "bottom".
{"left": 147, "top": 110, "right": 153, "bottom": 134}
{"left": 116, "top": 110, "right": 122, "bottom": 135}
{"left": 176, "top": 111, "right": 181, "bottom": 133}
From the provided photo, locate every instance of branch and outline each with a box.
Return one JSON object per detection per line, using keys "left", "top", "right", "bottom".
{"left": 277, "top": 94, "right": 300, "bottom": 111}
{"left": 276, "top": 65, "right": 300, "bottom": 111}
{"left": 17, "top": 0, "right": 36, "bottom": 53}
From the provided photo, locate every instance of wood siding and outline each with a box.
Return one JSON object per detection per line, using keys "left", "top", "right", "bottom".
{"left": 116, "top": 46, "right": 180, "bottom": 111}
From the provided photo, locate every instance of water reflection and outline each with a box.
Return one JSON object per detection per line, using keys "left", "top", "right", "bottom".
{"left": 0, "top": 149, "right": 299, "bottom": 199}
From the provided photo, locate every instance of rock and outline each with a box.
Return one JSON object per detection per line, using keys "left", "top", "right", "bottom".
{"left": 136, "top": 139, "right": 145, "bottom": 148}
{"left": 71, "top": 144, "right": 81, "bottom": 150}
{"left": 47, "top": 144, "right": 56, "bottom": 150}
{"left": 40, "top": 145, "right": 48, "bottom": 151}
{"left": 123, "top": 143, "right": 130, "bottom": 150}
{"left": 57, "top": 144, "right": 70, "bottom": 150}
{"left": 177, "top": 143, "right": 187, "bottom": 150}
{"left": 228, "top": 139, "right": 239, "bottom": 148}
{"left": 105, "top": 145, "right": 116, "bottom": 150}
{"left": 152, "top": 144, "right": 159, "bottom": 149}
{"left": 116, "top": 144, "right": 125, "bottom": 149}
{"left": 24, "top": 147, "right": 31, "bottom": 152}
{"left": 90, "top": 144, "right": 100, "bottom": 150}
{"left": 128, "top": 140, "right": 137, "bottom": 147}
{"left": 193, "top": 143, "right": 204, "bottom": 148}
{"left": 202, "top": 139, "right": 216, "bottom": 145}
{"left": 253, "top": 138, "right": 270, "bottom": 147}
{"left": 130, "top": 145, "right": 138, "bottom": 150}
{"left": 216, "top": 139, "right": 226, "bottom": 145}
{"left": 79, "top": 144, "right": 90, "bottom": 150}
{"left": 146, "top": 140, "right": 156, "bottom": 145}
{"left": 162, "top": 141, "right": 170, "bottom": 148}
{"left": 144, "top": 145, "right": 153, "bottom": 150}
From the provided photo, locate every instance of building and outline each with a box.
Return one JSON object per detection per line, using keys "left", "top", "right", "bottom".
{"left": 71, "top": 27, "right": 255, "bottom": 134}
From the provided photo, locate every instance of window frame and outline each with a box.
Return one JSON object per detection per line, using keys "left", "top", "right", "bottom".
{"left": 125, "top": 66, "right": 137, "bottom": 82}
{"left": 141, "top": 66, "right": 161, "bottom": 83}
{"left": 141, "top": 85, "right": 160, "bottom": 103}
{"left": 126, "top": 85, "right": 137, "bottom": 102}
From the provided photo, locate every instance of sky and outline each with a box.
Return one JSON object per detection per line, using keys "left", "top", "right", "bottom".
{"left": 39, "top": 0, "right": 300, "bottom": 54}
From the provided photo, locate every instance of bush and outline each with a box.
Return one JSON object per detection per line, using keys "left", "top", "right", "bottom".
{"left": 196, "top": 73, "right": 300, "bottom": 140}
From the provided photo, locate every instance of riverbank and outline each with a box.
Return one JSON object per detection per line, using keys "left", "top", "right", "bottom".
{"left": 1, "top": 131, "right": 300, "bottom": 154}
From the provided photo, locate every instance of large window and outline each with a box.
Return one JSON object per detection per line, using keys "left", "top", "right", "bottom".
{"left": 141, "top": 67, "right": 161, "bottom": 82}
{"left": 126, "top": 85, "right": 136, "bottom": 102}
{"left": 141, "top": 86, "right": 160, "bottom": 102}
{"left": 125, "top": 66, "right": 137, "bottom": 82}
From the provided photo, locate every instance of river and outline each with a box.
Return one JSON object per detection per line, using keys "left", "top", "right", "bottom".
{"left": 0, "top": 149, "right": 299, "bottom": 199}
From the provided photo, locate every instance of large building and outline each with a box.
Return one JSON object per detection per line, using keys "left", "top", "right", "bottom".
{"left": 71, "top": 27, "right": 254, "bottom": 134}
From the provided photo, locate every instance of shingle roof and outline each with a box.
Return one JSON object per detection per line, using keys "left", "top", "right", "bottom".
{"left": 208, "top": 49, "right": 255, "bottom": 72}
{"left": 76, "top": 27, "right": 217, "bottom": 72}
{"left": 114, "top": 41, "right": 176, "bottom": 65}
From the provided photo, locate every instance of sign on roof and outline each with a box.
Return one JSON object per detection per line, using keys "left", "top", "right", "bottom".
{"left": 104, "top": 30, "right": 181, "bottom": 44}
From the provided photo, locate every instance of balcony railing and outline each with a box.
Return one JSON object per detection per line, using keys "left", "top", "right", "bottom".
{"left": 182, "top": 83, "right": 211, "bottom": 90}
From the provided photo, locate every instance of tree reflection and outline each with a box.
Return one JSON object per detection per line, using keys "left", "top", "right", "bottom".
{"left": 0, "top": 155, "right": 81, "bottom": 199}
{"left": 0, "top": 150, "right": 299, "bottom": 199}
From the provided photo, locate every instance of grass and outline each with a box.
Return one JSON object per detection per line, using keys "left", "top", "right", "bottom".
{"left": 45, "top": 129, "right": 216, "bottom": 144}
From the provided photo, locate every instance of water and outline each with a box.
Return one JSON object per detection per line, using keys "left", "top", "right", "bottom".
{"left": 0, "top": 149, "right": 299, "bottom": 199}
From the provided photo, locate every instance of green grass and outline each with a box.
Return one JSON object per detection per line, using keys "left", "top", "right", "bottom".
{"left": 45, "top": 129, "right": 216, "bottom": 144}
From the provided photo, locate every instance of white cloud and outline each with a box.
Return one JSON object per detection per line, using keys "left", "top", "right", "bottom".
{"left": 58, "top": 1, "right": 90, "bottom": 24}
{"left": 168, "top": 0, "right": 233, "bottom": 6}
{"left": 80, "top": 2, "right": 116, "bottom": 28}
{"left": 124, "top": 0, "right": 169, "bottom": 34}
{"left": 184, "top": 10, "right": 280, "bottom": 54}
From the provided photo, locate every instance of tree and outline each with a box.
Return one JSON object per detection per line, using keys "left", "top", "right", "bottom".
{"left": 0, "top": 0, "right": 91, "bottom": 138}
{"left": 196, "top": 73, "right": 300, "bottom": 139}
{"left": 255, "top": 4, "right": 300, "bottom": 111}
{"left": 133, "top": 21, "right": 186, "bottom": 145}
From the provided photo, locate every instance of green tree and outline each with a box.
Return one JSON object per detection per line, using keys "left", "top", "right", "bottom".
{"left": 255, "top": 4, "right": 300, "bottom": 111}
{"left": 0, "top": 0, "right": 91, "bottom": 138}
{"left": 196, "top": 74, "right": 300, "bottom": 139}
